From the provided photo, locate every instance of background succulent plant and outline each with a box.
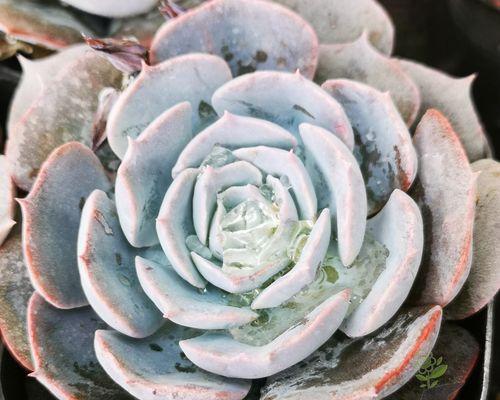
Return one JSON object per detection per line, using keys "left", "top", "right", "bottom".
{"left": 0, "top": 0, "right": 499, "bottom": 400}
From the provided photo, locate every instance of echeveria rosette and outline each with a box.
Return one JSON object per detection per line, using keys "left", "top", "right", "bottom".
{"left": 0, "top": 1, "right": 499, "bottom": 400}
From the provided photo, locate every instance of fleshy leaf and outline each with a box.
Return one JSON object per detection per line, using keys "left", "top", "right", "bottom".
{"left": 136, "top": 256, "right": 258, "bottom": 329}
{"left": 20, "top": 142, "right": 111, "bottom": 309}
{"left": 193, "top": 161, "right": 262, "bottom": 245}
{"left": 212, "top": 70, "right": 354, "bottom": 149}
{"left": 299, "top": 123, "right": 367, "bottom": 266}
{"left": 386, "top": 323, "right": 479, "bottom": 400}
{"left": 191, "top": 253, "right": 290, "bottom": 294}
{"left": 116, "top": 102, "right": 193, "bottom": 248}
{"left": 61, "top": 0, "right": 157, "bottom": 18}
{"left": 28, "top": 293, "right": 132, "bottom": 400}
{"left": 172, "top": 112, "right": 297, "bottom": 178}
{"left": 156, "top": 168, "right": 206, "bottom": 288}
{"left": 251, "top": 208, "right": 331, "bottom": 309}
{"left": 78, "top": 190, "right": 164, "bottom": 338}
{"left": 316, "top": 34, "right": 420, "bottom": 126}
{"left": 342, "top": 189, "right": 423, "bottom": 337}
{"left": 409, "top": 110, "right": 476, "bottom": 307}
{"left": 322, "top": 79, "right": 418, "bottom": 215}
{"left": 94, "top": 323, "right": 251, "bottom": 400}
{"left": 0, "top": 1, "right": 92, "bottom": 50}
{"left": 446, "top": 159, "right": 500, "bottom": 319}
{"left": 7, "top": 44, "right": 89, "bottom": 134}
{"left": 266, "top": 175, "right": 298, "bottom": 222}
{"left": 0, "top": 155, "right": 15, "bottom": 246}
{"left": 107, "top": 53, "right": 231, "bottom": 159}
{"left": 0, "top": 227, "right": 34, "bottom": 370}
{"left": 6, "top": 51, "right": 122, "bottom": 190}
{"left": 233, "top": 146, "right": 317, "bottom": 220}
{"left": 262, "top": 306, "right": 443, "bottom": 400}
{"left": 398, "top": 59, "right": 492, "bottom": 161}
{"left": 272, "top": 0, "right": 394, "bottom": 55}
{"left": 150, "top": 0, "right": 319, "bottom": 78}
{"left": 179, "top": 289, "right": 350, "bottom": 379}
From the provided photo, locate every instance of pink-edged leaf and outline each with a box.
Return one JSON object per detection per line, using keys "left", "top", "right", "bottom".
{"left": 386, "top": 323, "right": 479, "bottom": 400}
{"left": 150, "top": 0, "right": 319, "bottom": 78}
{"left": 212, "top": 71, "right": 354, "bottom": 149}
{"left": 409, "top": 110, "right": 476, "bottom": 307}
{"left": 28, "top": 293, "right": 133, "bottom": 400}
{"left": 446, "top": 159, "right": 500, "bottom": 319}
{"left": 0, "top": 1, "right": 92, "bottom": 50}
{"left": 94, "top": 323, "right": 251, "bottom": 400}
{"left": 78, "top": 190, "right": 164, "bottom": 338}
{"left": 322, "top": 79, "right": 417, "bottom": 215}
{"left": 20, "top": 142, "right": 111, "bottom": 309}
{"left": 0, "top": 227, "right": 34, "bottom": 371}
{"left": 316, "top": 33, "right": 420, "bottom": 126}
{"left": 0, "top": 155, "right": 15, "bottom": 246}
{"left": 6, "top": 51, "right": 122, "bottom": 190}
{"left": 272, "top": 0, "right": 394, "bottom": 55}
{"left": 116, "top": 102, "right": 193, "bottom": 248}
{"left": 262, "top": 306, "right": 443, "bottom": 400}
{"left": 342, "top": 189, "right": 423, "bottom": 337}
{"left": 107, "top": 53, "right": 231, "bottom": 159}
{"left": 398, "top": 59, "right": 492, "bottom": 161}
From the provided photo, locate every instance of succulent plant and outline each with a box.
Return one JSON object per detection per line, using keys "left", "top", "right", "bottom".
{"left": 0, "top": 0, "right": 499, "bottom": 399}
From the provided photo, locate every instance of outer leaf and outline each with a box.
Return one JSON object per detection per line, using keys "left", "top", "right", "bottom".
{"left": 446, "top": 159, "right": 500, "bottom": 319}
{"left": 150, "top": 0, "right": 319, "bottom": 78}
{"left": 272, "top": 0, "right": 394, "bottom": 54}
{"left": 409, "top": 110, "right": 476, "bottom": 307}
{"left": 179, "top": 289, "right": 350, "bottom": 379}
{"left": 342, "top": 189, "right": 423, "bottom": 337}
{"left": 0, "top": 227, "right": 33, "bottom": 370}
{"left": 398, "top": 59, "right": 491, "bottom": 161}
{"left": 0, "top": 1, "right": 92, "bottom": 50}
{"left": 386, "top": 323, "right": 479, "bottom": 400}
{"left": 61, "top": 0, "right": 157, "bottom": 18}
{"left": 212, "top": 70, "right": 354, "bottom": 149}
{"left": 6, "top": 51, "right": 122, "bottom": 190}
{"left": 262, "top": 306, "right": 443, "bottom": 400}
{"left": 0, "top": 155, "right": 15, "bottom": 246}
{"left": 322, "top": 79, "right": 417, "bottom": 215}
{"left": 107, "top": 53, "right": 231, "bottom": 159}
{"left": 20, "top": 142, "right": 111, "bottom": 309}
{"left": 116, "top": 102, "right": 193, "bottom": 248}
{"left": 316, "top": 33, "right": 420, "bottom": 126}
{"left": 28, "top": 293, "right": 132, "bottom": 400}
{"left": 78, "top": 190, "right": 164, "bottom": 338}
{"left": 94, "top": 323, "right": 251, "bottom": 400}
{"left": 7, "top": 45, "right": 89, "bottom": 134}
